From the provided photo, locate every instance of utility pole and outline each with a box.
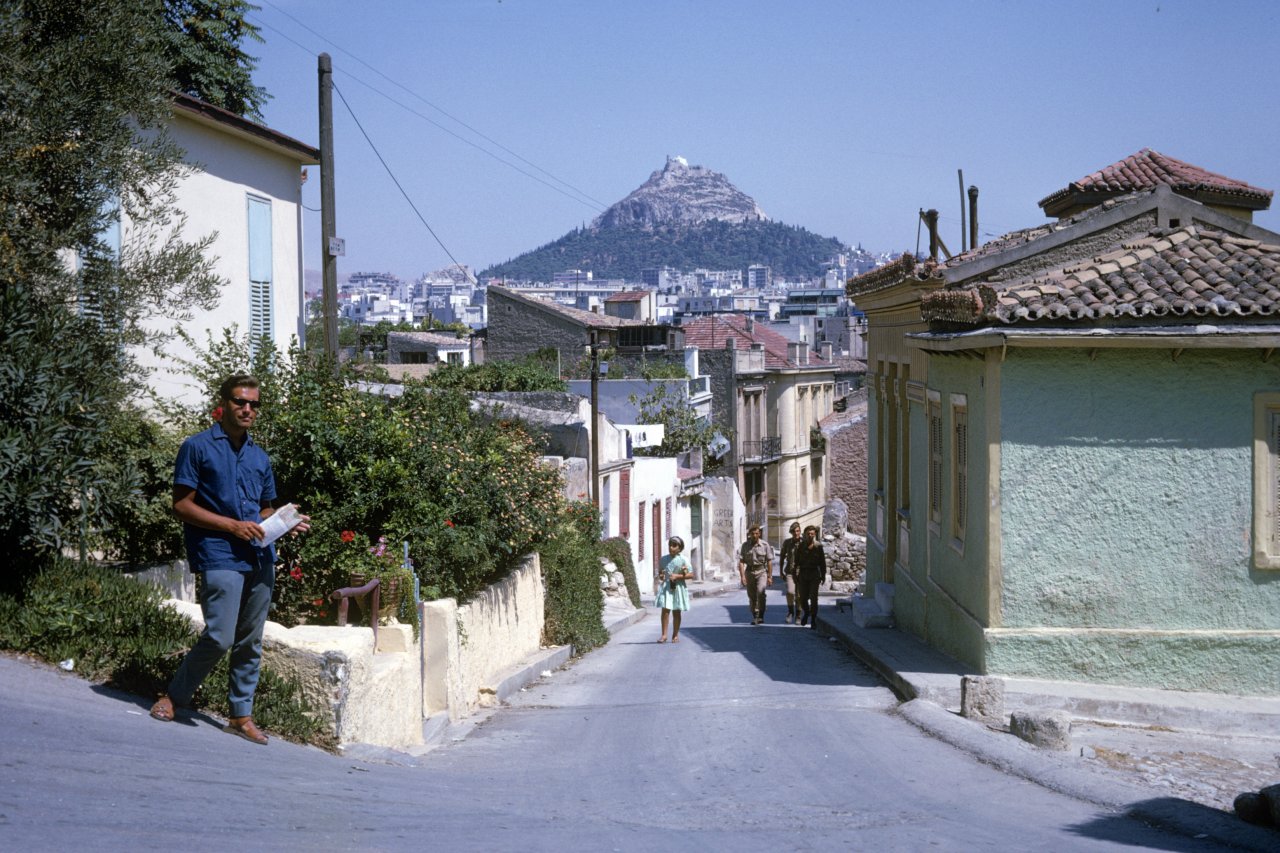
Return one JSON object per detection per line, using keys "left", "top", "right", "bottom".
{"left": 589, "top": 331, "right": 601, "bottom": 514}
{"left": 318, "top": 53, "right": 339, "bottom": 364}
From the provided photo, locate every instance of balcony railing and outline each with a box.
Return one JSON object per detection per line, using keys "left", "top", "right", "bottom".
{"left": 740, "top": 436, "right": 782, "bottom": 464}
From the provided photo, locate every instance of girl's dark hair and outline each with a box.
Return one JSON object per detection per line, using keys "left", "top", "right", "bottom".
{"left": 803, "top": 525, "right": 819, "bottom": 537}
{"left": 668, "top": 536, "right": 684, "bottom": 551}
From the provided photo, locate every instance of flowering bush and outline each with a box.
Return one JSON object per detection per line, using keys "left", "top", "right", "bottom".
{"left": 169, "top": 332, "right": 587, "bottom": 638}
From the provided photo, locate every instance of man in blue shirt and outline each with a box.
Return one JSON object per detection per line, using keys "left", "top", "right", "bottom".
{"left": 150, "top": 374, "right": 305, "bottom": 745}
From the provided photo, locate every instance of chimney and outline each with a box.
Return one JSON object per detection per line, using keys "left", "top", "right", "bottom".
{"left": 800, "top": 341, "right": 810, "bottom": 365}
{"left": 925, "top": 209, "right": 940, "bottom": 262}
{"left": 820, "top": 341, "right": 833, "bottom": 361}
{"left": 725, "top": 337, "right": 736, "bottom": 350}
{"left": 968, "top": 186, "right": 980, "bottom": 251}
{"left": 745, "top": 316, "right": 754, "bottom": 334}
{"left": 787, "top": 342, "right": 801, "bottom": 363}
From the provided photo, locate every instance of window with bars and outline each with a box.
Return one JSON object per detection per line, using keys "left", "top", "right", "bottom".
{"left": 928, "top": 392, "right": 942, "bottom": 528}
{"left": 247, "top": 195, "right": 273, "bottom": 355}
{"left": 1254, "top": 393, "right": 1280, "bottom": 569}
{"left": 619, "top": 469, "right": 631, "bottom": 539}
{"left": 951, "top": 396, "right": 968, "bottom": 542}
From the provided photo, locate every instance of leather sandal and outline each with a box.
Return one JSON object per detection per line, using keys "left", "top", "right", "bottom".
{"left": 224, "top": 716, "right": 268, "bottom": 745}
{"left": 149, "top": 695, "right": 175, "bottom": 722}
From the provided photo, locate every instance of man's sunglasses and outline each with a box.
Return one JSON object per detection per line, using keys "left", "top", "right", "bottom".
{"left": 228, "top": 396, "right": 262, "bottom": 410}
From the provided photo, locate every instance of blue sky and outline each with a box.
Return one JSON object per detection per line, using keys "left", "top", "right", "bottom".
{"left": 249, "top": 0, "right": 1280, "bottom": 280}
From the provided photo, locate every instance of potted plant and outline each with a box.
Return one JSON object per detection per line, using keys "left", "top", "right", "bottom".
{"left": 333, "top": 529, "right": 416, "bottom": 628}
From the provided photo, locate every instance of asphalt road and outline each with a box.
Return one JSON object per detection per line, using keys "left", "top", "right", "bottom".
{"left": 0, "top": 595, "right": 1236, "bottom": 852}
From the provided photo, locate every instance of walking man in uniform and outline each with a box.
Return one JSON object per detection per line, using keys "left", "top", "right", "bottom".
{"left": 738, "top": 524, "right": 775, "bottom": 625}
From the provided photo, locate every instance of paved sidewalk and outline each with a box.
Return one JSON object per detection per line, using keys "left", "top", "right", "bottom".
{"left": 648, "top": 578, "right": 1280, "bottom": 848}
{"left": 803, "top": 591, "right": 1280, "bottom": 848}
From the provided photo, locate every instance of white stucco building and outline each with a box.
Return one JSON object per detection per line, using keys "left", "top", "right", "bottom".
{"left": 139, "top": 93, "right": 319, "bottom": 405}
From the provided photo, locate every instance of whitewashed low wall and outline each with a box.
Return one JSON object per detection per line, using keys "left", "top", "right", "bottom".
{"left": 163, "top": 599, "right": 423, "bottom": 748}
{"left": 157, "top": 553, "right": 547, "bottom": 747}
{"left": 422, "top": 553, "right": 545, "bottom": 720}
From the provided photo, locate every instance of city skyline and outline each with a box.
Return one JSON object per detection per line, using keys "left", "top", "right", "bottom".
{"left": 249, "top": 0, "right": 1280, "bottom": 280}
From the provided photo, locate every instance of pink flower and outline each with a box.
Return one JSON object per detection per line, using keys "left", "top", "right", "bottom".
{"left": 289, "top": 566, "right": 303, "bottom": 581}
{"left": 340, "top": 530, "right": 355, "bottom": 543}
{"left": 211, "top": 406, "right": 224, "bottom": 421}
{"left": 445, "top": 519, "right": 455, "bottom": 528}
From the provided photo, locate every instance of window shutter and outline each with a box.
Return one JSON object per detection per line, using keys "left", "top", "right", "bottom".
{"left": 247, "top": 196, "right": 273, "bottom": 354}
{"left": 619, "top": 469, "right": 631, "bottom": 539}
{"left": 638, "top": 501, "right": 646, "bottom": 560}
{"left": 929, "top": 403, "right": 942, "bottom": 524}
{"left": 954, "top": 411, "right": 968, "bottom": 538}
{"left": 1272, "top": 412, "right": 1280, "bottom": 552}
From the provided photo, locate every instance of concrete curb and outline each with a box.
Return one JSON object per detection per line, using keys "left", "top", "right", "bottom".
{"left": 895, "top": 699, "right": 1279, "bottom": 852}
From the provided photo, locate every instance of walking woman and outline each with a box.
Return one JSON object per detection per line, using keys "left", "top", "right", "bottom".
{"left": 795, "top": 525, "right": 827, "bottom": 628}
{"left": 655, "top": 536, "right": 692, "bottom": 642}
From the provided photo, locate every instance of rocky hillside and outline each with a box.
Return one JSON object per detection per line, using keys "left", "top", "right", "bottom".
{"left": 593, "top": 156, "right": 767, "bottom": 229}
{"left": 481, "top": 157, "right": 850, "bottom": 282}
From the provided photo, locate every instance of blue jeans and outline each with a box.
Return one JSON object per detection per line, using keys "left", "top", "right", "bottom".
{"left": 168, "top": 562, "right": 274, "bottom": 717}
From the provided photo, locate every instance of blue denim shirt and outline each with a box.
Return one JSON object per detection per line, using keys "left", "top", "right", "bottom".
{"left": 174, "top": 423, "right": 277, "bottom": 572}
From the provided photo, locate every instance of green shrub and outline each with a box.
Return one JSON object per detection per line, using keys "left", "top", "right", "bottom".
{"left": 0, "top": 559, "right": 330, "bottom": 747}
{"left": 165, "top": 331, "right": 568, "bottom": 622}
{"left": 92, "top": 417, "right": 185, "bottom": 565}
{"left": 600, "top": 536, "right": 641, "bottom": 608}
{"left": 0, "top": 284, "right": 132, "bottom": 592}
{"left": 541, "top": 502, "right": 608, "bottom": 653}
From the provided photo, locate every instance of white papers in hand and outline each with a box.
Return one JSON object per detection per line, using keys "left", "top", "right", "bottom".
{"left": 254, "top": 503, "right": 303, "bottom": 547}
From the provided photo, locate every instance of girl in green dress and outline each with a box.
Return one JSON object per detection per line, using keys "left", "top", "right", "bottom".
{"left": 655, "top": 536, "right": 692, "bottom": 643}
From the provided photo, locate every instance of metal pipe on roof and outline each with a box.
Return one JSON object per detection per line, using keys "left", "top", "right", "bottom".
{"left": 925, "top": 209, "right": 940, "bottom": 261}
{"left": 968, "top": 185, "right": 980, "bottom": 251}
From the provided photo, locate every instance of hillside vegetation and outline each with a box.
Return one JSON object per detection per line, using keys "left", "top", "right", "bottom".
{"left": 481, "top": 220, "right": 848, "bottom": 282}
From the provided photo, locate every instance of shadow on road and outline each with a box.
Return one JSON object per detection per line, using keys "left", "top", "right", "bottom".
{"left": 678, "top": 602, "right": 884, "bottom": 688}
{"left": 1067, "top": 797, "right": 1263, "bottom": 852}
{"left": 89, "top": 682, "right": 223, "bottom": 730}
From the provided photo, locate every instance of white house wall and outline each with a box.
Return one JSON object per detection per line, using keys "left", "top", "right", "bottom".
{"left": 138, "top": 112, "right": 309, "bottom": 405}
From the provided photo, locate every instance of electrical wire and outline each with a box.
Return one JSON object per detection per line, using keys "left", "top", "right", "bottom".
{"left": 260, "top": 0, "right": 609, "bottom": 211}
{"left": 332, "top": 81, "right": 475, "bottom": 283}
{"left": 251, "top": 5, "right": 606, "bottom": 214}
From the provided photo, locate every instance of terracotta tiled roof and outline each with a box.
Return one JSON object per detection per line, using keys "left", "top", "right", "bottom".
{"left": 944, "top": 194, "right": 1141, "bottom": 269}
{"left": 920, "top": 226, "right": 1280, "bottom": 327}
{"left": 680, "top": 314, "right": 830, "bottom": 369}
{"left": 846, "top": 253, "right": 940, "bottom": 297}
{"left": 489, "top": 284, "right": 625, "bottom": 328}
{"left": 604, "top": 290, "right": 650, "bottom": 302}
{"left": 1039, "top": 149, "right": 1272, "bottom": 216}
{"left": 387, "top": 330, "right": 467, "bottom": 347}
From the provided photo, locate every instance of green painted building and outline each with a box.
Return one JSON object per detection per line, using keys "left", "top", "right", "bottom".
{"left": 851, "top": 150, "right": 1280, "bottom": 695}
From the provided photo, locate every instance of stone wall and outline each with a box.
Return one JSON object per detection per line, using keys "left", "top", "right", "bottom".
{"left": 823, "top": 389, "right": 868, "bottom": 534}
{"left": 486, "top": 287, "right": 592, "bottom": 363}
{"left": 823, "top": 530, "right": 867, "bottom": 592}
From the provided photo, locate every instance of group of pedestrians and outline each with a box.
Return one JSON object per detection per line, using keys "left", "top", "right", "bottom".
{"left": 742, "top": 522, "right": 826, "bottom": 627}
{"left": 654, "top": 521, "right": 827, "bottom": 641}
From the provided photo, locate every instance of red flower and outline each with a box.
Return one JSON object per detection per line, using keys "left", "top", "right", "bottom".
{"left": 340, "top": 530, "right": 355, "bottom": 542}
{"left": 445, "top": 519, "right": 454, "bottom": 528}
{"left": 311, "top": 598, "right": 324, "bottom": 606}
{"left": 211, "top": 406, "right": 224, "bottom": 421}
{"left": 289, "top": 565, "right": 303, "bottom": 581}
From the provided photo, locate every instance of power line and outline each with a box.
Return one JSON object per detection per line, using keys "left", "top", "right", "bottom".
{"left": 333, "top": 81, "right": 475, "bottom": 283}
{"left": 253, "top": 2, "right": 607, "bottom": 213}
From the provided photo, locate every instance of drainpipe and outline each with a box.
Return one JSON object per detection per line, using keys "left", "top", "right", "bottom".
{"left": 925, "top": 209, "right": 940, "bottom": 262}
